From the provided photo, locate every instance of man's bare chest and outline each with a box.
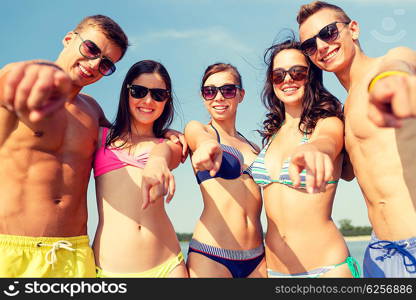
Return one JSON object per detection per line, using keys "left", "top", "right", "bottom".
{"left": 5, "top": 102, "right": 99, "bottom": 157}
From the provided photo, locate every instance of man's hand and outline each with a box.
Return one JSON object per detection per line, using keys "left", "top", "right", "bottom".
{"left": 368, "top": 74, "right": 416, "bottom": 128}
{"left": 1, "top": 61, "right": 72, "bottom": 122}
{"left": 164, "top": 129, "right": 189, "bottom": 163}
{"left": 191, "top": 140, "right": 222, "bottom": 177}
{"left": 288, "top": 144, "right": 334, "bottom": 194}
{"left": 141, "top": 157, "right": 175, "bottom": 210}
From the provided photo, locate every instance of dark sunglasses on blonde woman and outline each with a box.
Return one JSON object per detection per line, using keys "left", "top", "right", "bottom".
{"left": 300, "top": 21, "right": 350, "bottom": 56}
{"left": 201, "top": 84, "right": 241, "bottom": 101}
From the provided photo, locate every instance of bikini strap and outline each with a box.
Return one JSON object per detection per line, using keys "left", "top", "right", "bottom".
{"left": 237, "top": 131, "right": 257, "bottom": 152}
{"left": 265, "top": 132, "right": 278, "bottom": 149}
{"left": 335, "top": 256, "right": 361, "bottom": 278}
{"left": 101, "top": 127, "right": 109, "bottom": 147}
{"left": 210, "top": 124, "right": 221, "bottom": 143}
{"left": 210, "top": 124, "right": 256, "bottom": 151}
{"left": 301, "top": 130, "right": 309, "bottom": 144}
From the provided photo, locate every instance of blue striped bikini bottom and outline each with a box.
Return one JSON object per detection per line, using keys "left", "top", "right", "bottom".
{"left": 188, "top": 239, "right": 265, "bottom": 278}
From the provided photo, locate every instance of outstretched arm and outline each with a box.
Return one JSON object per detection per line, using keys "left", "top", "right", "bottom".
{"left": 164, "top": 128, "right": 188, "bottom": 163}
{"left": 368, "top": 47, "right": 416, "bottom": 128}
{"left": 141, "top": 140, "right": 182, "bottom": 210}
{"left": 0, "top": 60, "right": 72, "bottom": 123}
{"left": 184, "top": 120, "right": 222, "bottom": 177}
{"left": 288, "top": 117, "right": 344, "bottom": 193}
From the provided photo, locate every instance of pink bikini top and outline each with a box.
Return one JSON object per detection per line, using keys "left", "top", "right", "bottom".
{"left": 93, "top": 127, "right": 164, "bottom": 177}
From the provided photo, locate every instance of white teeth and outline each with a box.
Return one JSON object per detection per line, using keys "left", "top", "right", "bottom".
{"left": 79, "top": 64, "right": 92, "bottom": 76}
{"left": 213, "top": 106, "right": 227, "bottom": 111}
{"left": 138, "top": 107, "right": 153, "bottom": 112}
{"left": 283, "top": 87, "right": 298, "bottom": 92}
{"left": 323, "top": 49, "right": 338, "bottom": 61}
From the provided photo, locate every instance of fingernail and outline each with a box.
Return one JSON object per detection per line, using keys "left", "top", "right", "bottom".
{"left": 313, "top": 188, "right": 319, "bottom": 193}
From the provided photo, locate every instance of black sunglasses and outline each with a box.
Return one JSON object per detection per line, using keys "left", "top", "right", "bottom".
{"left": 272, "top": 65, "right": 309, "bottom": 85}
{"left": 201, "top": 84, "right": 241, "bottom": 101}
{"left": 300, "top": 21, "right": 350, "bottom": 56}
{"left": 74, "top": 32, "right": 116, "bottom": 76}
{"left": 127, "top": 84, "right": 170, "bottom": 102}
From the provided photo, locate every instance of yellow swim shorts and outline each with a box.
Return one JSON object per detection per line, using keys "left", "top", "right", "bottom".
{"left": 96, "top": 252, "right": 184, "bottom": 278}
{"left": 0, "top": 234, "right": 95, "bottom": 278}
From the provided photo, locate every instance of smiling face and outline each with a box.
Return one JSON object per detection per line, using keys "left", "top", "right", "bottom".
{"left": 299, "top": 8, "right": 358, "bottom": 73}
{"left": 272, "top": 49, "right": 309, "bottom": 107}
{"left": 202, "top": 70, "right": 244, "bottom": 121}
{"left": 128, "top": 72, "right": 168, "bottom": 128}
{"left": 57, "top": 27, "right": 123, "bottom": 88}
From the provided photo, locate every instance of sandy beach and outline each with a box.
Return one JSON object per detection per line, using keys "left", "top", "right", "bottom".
{"left": 344, "top": 235, "right": 371, "bottom": 242}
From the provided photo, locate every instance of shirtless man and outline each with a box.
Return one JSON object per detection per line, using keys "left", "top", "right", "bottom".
{"left": 297, "top": 1, "right": 416, "bottom": 277}
{"left": 0, "top": 15, "right": 129, "bottom": 277}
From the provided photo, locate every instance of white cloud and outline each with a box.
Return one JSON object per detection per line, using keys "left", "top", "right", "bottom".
{"left": 130, "top": 26, "right": 253, "bottom": 54}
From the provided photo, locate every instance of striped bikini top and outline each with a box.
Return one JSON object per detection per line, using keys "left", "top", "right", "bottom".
{"left": 195, "top": 124, "right": 257, "bottom": 184}
{"left": 245, "top": 132, "right": 338, "bottom": 189}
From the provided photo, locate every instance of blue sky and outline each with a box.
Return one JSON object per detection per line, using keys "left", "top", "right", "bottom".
{"left": 2, "top": 0, "right": 415, "bottom": 238}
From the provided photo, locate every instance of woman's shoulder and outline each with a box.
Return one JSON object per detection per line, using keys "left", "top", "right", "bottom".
{"left": 311, "top": 117, "right": 345, "bottom": 145}
{"left": 315, "top": 116, "right": 344, "bottom": 129}
{"left": 185, "top": 120, "right": 208, "bottom": 130}
{"left": 184, "top": 120, "right": 212, "bottom": 137}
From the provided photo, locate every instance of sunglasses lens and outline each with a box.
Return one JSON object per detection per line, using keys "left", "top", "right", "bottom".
{"left": 99, "top": 59, "right": 116, "bottom": 76}
{"left": 290, "top": 66, "right": 308, "bottom": 81}
{"left": 300, "top": 38, "right": 317, "bottom": 56}
{"left": 201, "top": 87, "right": 217, "bottom": 100}
{"left": 220, "top": 85, "right": 237, "bottom": 98}
{"left": 130, "top": 85, "right": 148, "bottom": 98}
{"left": 81, "top": 40, "right": 100, "bottom": 58}
{"left": 272, "top": 70, "right": 286, "bottom": 84}
{"left": 150, "top": 89, "right": 169, "bottom": 102}
{"left": 320, "top": 23, "right": 339, "bottom": 42}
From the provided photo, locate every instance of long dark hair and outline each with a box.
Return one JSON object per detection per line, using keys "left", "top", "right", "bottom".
{"left": 260, "top": 37, "right": 343, "bottom": 145}
{"left": 106, "top": 60, "right": 175, "bottom": 147}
